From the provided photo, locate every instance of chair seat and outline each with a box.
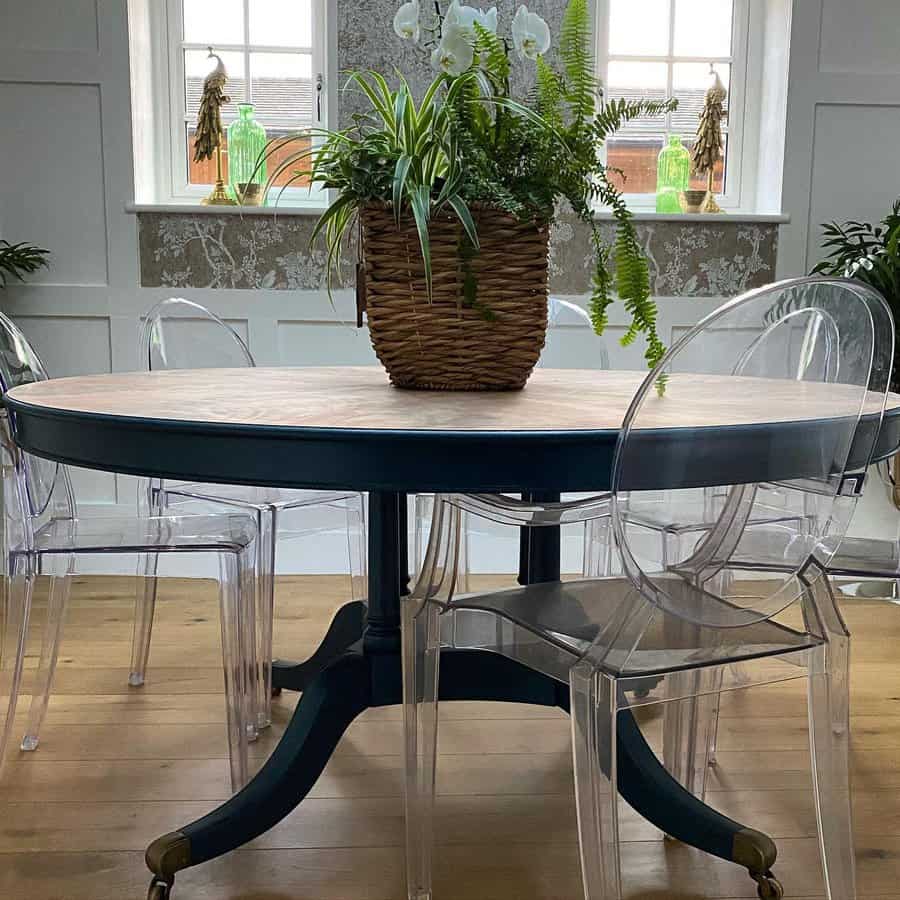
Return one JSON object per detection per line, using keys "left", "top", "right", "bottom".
{"left": 159, "top": 482, "right": 357, "bottom": 512}
{"left": 620, "top": 491, "right": 809, "bottom": 534}
{"left": 21, "top": 513, "right": 257, "bottom": 555}
{"left": 450, "top": 576, "right": 819, "bottom": 677}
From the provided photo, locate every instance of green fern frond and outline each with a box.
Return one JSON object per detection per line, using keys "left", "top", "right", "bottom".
{"left": 593, "top": 97, "right": 679, "bottom": 142}
{"left": 535, "top": 56, "right": 565, "bottom": 129}
{"left": 558, "top": 0, "right": 597, "bottom": 129}
{"left": 474, "top": 23, "right": 510, "bottom": 94}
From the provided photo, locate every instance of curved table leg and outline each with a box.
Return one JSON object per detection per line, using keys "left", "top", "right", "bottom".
{"left": 271, "top": 600, "right": 366, "bottom": 693}
{"left": 145, "top": 650, "right": 370, "bottom": 897}
{"left": 144, "top": 490, "right": 779, "bottom": 899}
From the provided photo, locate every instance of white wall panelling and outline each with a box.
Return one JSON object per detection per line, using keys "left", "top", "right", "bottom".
{"left": 0, "top": 0, "right": 100, "bottom": 53}
{"left": 777, "top": 0, "right": 900, "bottom": 277}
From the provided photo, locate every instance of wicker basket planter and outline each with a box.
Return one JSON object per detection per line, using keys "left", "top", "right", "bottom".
{"left": 360, "top": 203, "right": 550, "bottom": 391}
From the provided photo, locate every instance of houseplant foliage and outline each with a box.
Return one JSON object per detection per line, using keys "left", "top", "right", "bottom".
{"left": 0, "top": 240, "right": 50, "bottom": 288}
{"left": 811, "top": 198, "right": 900, "bottom": 390}
{"left": 765, "top": 198, "right": 900, "bottom": 392}
{"left": 257, "top": 0, "right": 676, "bottom": 379}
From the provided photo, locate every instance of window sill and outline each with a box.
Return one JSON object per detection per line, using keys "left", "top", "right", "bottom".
{"left": 594, "top": 211, "right": 789, "bottom": 224}
{"left": 126, "top": 202, "right": 326, "bottom": 216}
{"left": 128, "top": 202, "right": 789, "bottom": 225}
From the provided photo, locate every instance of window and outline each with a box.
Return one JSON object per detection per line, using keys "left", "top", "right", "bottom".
{"left": 161, "top": 0, "right": 329, "bottom": 203}
{"left": 596, "top": 0, "right": 753, "bottom": 210}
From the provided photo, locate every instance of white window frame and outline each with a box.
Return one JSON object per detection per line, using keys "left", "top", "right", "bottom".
{"left": 594, "top": 0, "right": 761, "bottom": 213}
{"left": 149, "top": 0, "right": 333, "bottom": 207}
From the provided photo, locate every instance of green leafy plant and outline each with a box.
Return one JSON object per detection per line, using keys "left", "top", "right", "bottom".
{"left": 811, "top": 199, "right": 900, "bottom": 313}
{"left": 764, "top": 198, "right": 900, "bottom": 390}
{"left": 0, "top": 240, "right": 50, "bottom": 288}
{"left": 252, "top": 0, "right": 677, "bottom": 368}
{"left": 811, "top": 198, "right": 900, "bottom": 389}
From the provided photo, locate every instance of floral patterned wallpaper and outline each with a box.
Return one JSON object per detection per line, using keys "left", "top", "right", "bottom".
{"left": 138, "top": 211, "right": 777, "bottom": 297}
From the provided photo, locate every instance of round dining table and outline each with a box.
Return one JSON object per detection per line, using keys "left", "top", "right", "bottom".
{"left": 6, "top": 365, "right": 900, "bottom": 900}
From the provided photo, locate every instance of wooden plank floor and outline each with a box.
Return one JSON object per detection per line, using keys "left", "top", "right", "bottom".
{"left": 2, "top": 574, "right": 900, "bottom": 899}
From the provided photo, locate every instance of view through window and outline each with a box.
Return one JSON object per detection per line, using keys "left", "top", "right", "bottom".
{"left": 179, "top": 0, "right": 316, "bottom": 189}
{"left": 602, "top": 0, "right": 736, "bottom": 198}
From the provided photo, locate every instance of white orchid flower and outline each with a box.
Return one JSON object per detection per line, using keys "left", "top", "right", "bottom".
{"left": 443, "top": 0, "right": 498, "bottom": 39}
{"left": 431, "top": 23, "right": 475, "bottom": 76}
{"left": 393, "top": 0, "right": 420, "bottom": 41}
{"left": 512, "top": 4, "right": 551, "bottom": 59}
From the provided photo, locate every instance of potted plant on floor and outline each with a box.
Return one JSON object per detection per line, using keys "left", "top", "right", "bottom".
{"left": 259, "top": 0, "right": 676, "bottom": 390}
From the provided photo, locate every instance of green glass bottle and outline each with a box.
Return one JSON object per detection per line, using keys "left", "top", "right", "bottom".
{"left": 227, "top": 104, "right": 267, "bottom": 206}
{"left": 656, "top": 135, "right": 690, "bottom": 214}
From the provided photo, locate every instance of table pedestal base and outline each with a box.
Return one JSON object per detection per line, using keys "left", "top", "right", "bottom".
{"left": 144, "top": 493, "right": 779, "bottom": 900}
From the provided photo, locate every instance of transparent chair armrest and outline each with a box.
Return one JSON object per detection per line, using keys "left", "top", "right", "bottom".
{"left": 443, "top": 492, "right": 612, "bottom": 527}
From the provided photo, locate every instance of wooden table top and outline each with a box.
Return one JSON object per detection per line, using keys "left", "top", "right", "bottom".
{"left": 6, "top": 366, "right": 899, "bottom": 433}
{"left": 7, "top": 367, "right": 899, "bottom": 492}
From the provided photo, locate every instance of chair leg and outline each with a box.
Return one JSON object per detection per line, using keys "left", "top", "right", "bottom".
{"left": 345, "top": 494, "right": 368, "bottom": 604}
{"left": 254, "top": 507, "right": 276, "bottom": 731}
{"left": 21, "top": 559, "right": 74, "bottom": 751}
{"left": 569, "top": 660, "right": 622, "bottom": 900}
{"left": 413, "top": 494, "right": 432, "bottom": 577}
{"left": 402, "top": 596, "right": 441, "bottom": 900}
{"left": 130, "top": 481, "right": 165, "bottom": 688}
{"left": 661, "top": 668, "right": 721, "bottom": 802}
{"left": 219, "top": 547, "right": 255, "bottom": 792}
{"left": 583, "top": 518, "right": 617, "bottom": 577}
{"left": 806, "top": 642, "right": 855, "bottom": 900}
{"left": 1, "top": 556, "right": 34, "bottom": 771}
{"left": 802, "top": 568, "right": 856, "bottom": 900}
{"left": 129, "top": 552, "right": 159, "bottom": 687}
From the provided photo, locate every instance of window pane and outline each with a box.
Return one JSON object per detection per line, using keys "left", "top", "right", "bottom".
{"left": 183, "top": 0, "right": 244, "bottom": 44}
{"left": 185, "top": 50, "right": 247, "bottom": 123}
{"left": 670, "top": 62, "right": 729, "bottom": 133}
{"left": 249, "top": 52, "right": 313, "bottom": 122}
{"left": 186, "top": 126, "right": 313, "bottom": 189}
{"left": 606, "top": 61, "right": 669, "bottom": 133}
{"left": 609, "top": 0, "right": 670, "bottom": 56}
{"left": 264, "top": 130, "right": 313, "bottom": 188}
{"left": 250, "top": 0, "right": 313, "bottom": 47}
{"left": 673, "top": 0, "right": 733, "bottom": 57}
{"left": 607, "top": 134, "right": 665, "bottom": 194}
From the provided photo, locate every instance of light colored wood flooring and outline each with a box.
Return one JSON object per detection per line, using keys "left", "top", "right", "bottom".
{"left": 3, "top": 574, "right": 900, "bottom": 899}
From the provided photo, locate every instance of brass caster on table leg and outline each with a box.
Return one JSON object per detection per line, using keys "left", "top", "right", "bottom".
{"left": 752, "top": 872, "right": 784, "bottom": 899}
{"left": 147, "top": 877, "right": 172, "bottom": 900}
{"left": 146, "top": 829, "right": 191, "bottom": 900}
{"left": 732, "top": 827, "right": 780, "bottom": 900}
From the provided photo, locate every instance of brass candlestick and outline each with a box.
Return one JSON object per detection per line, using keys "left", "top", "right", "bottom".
{"left": 702, "top": 170, "right": 723, "bottom": 214}
{"left": 203, "top": 144, "right": 236, "bottom": 206}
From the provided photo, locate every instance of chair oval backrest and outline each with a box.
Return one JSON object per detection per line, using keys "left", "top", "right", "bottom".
{"left": 0, "top": 311, "right": 74, "bottom": 522}
{"left": 140, "top": 298, "right": 255, "bottom": 371}
{"left": 610, "top": 277, "right": 894, "bottom": 628}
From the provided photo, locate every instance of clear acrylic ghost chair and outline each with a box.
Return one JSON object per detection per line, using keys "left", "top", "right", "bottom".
{"left": 637, "top": 283, "right": 887, "bottom": 795}
{"left": 585, "top": 283, "right": 843, "bottom": 581}
{"left": 137, "top": 298, "right": 367, "bottom": 731}
{"left": 401, "top": 277, "right": 893, "bottom": 900}
{"left": 0, "top": 312, "right": 259, "bottom": 791}
{"left": 412, "top": 298, "right": 608, "bottom": 585}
